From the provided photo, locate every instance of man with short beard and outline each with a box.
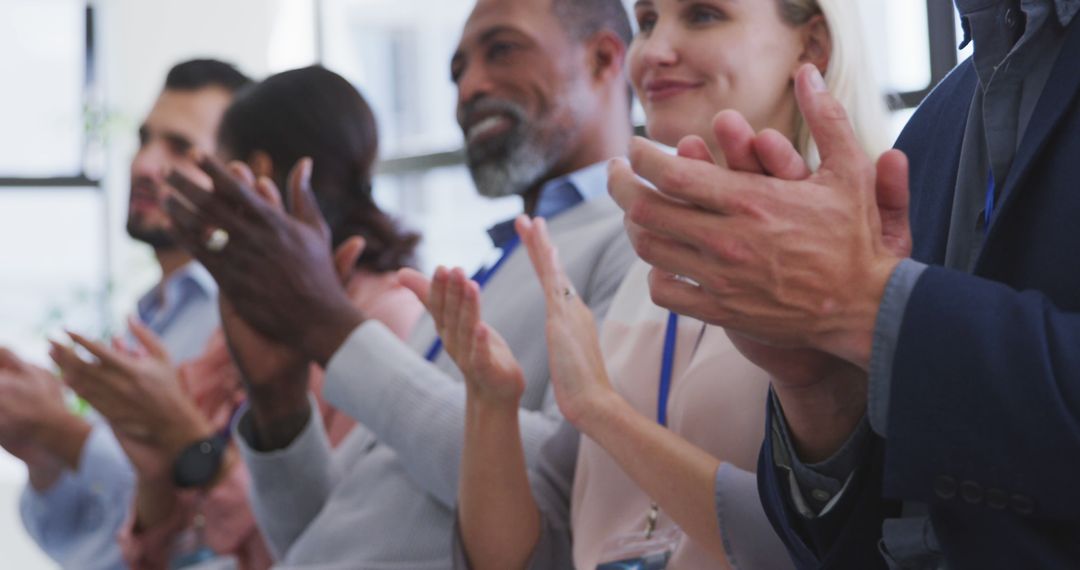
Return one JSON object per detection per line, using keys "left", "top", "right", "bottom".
{"left": 8, "top": 59, "right": 250, "bottom": 570}
{"left": 160, "top": 0, "right": 637, "bottom": 565}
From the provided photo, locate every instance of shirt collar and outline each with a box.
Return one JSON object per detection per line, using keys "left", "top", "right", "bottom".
{"left": 485, "top": 161, "right": 611, "bottom": 249}
{"left": 136, "top": 261, "right": 217, "bottom": 329}
{"left": 957, "top": 0, "right": 1079, "bottom": 47}
{"left": 1056, "top": 0, "right": 1080, "bottom": 24}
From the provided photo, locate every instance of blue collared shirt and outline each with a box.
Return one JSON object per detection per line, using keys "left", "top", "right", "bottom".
{"left": 485, "top": 161, "right": 612, "bottom": 249}
{"left": 135, "top": 261, "right": 220, "bottom": 361}
{"left": 20, "top": 261, "right": 220, "bottom": 570}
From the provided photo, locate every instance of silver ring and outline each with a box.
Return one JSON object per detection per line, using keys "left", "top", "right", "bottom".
{"left": 204, "top": 228, "right": 230, "bottom": 252}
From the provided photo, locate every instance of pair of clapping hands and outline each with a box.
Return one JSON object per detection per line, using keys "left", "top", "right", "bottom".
{"left": 0, "top": 326, "right": 203, "bottom": 485}
{"left": 613, "top": 64, "right": 913, "bottom": 392}
{"left": 44, "top": 321, "right": 214, "bottom": 482}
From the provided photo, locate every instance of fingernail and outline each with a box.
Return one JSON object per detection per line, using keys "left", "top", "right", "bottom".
{"left": 302, "top": 158, "right": 314, "bottom": 187}
{"left": 808, "top": 65, "right": 827, "bottom": 93}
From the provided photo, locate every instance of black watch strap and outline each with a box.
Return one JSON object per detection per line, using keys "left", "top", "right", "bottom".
{"left": 172, "top": 434, "right": 229, "bottom": 489}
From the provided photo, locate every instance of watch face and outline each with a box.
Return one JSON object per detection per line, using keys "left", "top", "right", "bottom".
{"left": 174, "top": 436, "right": 227, "bottom": 488}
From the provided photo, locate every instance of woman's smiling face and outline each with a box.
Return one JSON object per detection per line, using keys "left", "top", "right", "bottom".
{"left": 628, "top": 0, "right": 813, "bottom": 153}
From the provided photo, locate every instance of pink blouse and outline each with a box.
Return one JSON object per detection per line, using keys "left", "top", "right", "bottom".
{"left": 569, "top": 260, "right": 772, "bottom": 569}
{"left": 117, "top": 272, "right": 423, "bottom": 570}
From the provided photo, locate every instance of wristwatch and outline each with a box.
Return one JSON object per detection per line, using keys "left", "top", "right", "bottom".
{"left": 172, "top": 434, "right": 229, "bottom": 488}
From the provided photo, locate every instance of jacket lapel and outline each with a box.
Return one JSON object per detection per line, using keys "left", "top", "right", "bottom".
{"left": 899, "top": 62, "right": 977, "bottom": 265}
{"left": 983, "top": 18, "right": 1080, "bottom": 244}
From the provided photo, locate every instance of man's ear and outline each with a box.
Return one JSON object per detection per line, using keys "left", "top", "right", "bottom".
{"left": 798, "top": 15, "right": 832, "bottom": 75}
{"left": 248, "top": 150, "right": 275, "bottom": 180}
{"left": 588, "top": 30, "right": 627, "bottom": 85}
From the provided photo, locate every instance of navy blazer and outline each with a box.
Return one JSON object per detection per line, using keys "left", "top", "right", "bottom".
{"left": 759, "top": 15, "right": 1080, "bottom": 569}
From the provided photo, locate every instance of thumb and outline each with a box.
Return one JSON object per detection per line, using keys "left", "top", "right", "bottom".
{"left": 793, "top": 63, "right": 865, "bottom": 174}
{"left": 333, "top": 236, "right": 366, "bottom": 285}
{"left": 397, "top": 268, "right": 432, "bottom": 307}
{"left": 875, "top": 149, "right": 912, "bottom": 257}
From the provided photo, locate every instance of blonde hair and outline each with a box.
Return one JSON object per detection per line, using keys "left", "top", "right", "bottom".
{"left": 778, "top": 0, "right": 892, "bottom": 168}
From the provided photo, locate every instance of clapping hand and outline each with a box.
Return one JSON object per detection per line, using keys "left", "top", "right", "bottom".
{"left": 515, "top": 216, "right": 618, "bottom": 430}
{"left": 209, "top": 163, "right": 365, "bottom": 400}
{"left": 0, "top": 348, "right": 74, "bottom": 468}
{"left": 49, "top": 321, "right": 212, "bottom": 479}
{"left": 666, "top": 86, "right": 913, "bottom": 388}
{"left": 165, "top": 155, "right": 364, "bottom": 366}
{"left": 399, "top": 267, "right": 526, "bottom": 407}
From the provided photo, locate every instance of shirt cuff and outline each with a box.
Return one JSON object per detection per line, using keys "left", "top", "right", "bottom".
{"left": 868, "top": 258, "right": 928, "bottom": 437}
{"left": 233, "top": 395, "right": 323, "bottom": 463}
{"left": 232, "top": 395, "right": 334, "bottom": 561}
{"left": 770, "top": 391, "right": 872, "bottom": 518}
{"left": 26, "top": 422, "right": 133, "bottom": 503}
{"left": 19, "top": 421, "right": 135, "bottom": 564}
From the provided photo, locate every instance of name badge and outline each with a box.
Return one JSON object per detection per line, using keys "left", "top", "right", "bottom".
{"left": 596, "top": 523, "right": 682, "bottom": 570}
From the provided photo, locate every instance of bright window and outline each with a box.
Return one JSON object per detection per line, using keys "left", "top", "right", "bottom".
{"left": 0, "top": 0, "right": 88, "bottom": 178}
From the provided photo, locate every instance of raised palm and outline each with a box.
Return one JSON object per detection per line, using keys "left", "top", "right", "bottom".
{"left": 516, "top": 216, "right": 613, "bottom": 428}
{"left": 399, "top": 267, "right": 525, "bottom": 405}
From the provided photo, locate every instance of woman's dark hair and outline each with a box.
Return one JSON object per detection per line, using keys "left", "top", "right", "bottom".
{"left": 218, "top": 65, "right": 419, "bottom": 272}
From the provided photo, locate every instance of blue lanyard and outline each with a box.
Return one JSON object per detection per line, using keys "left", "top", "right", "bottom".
{"left": 984, "top": 171, "right": 996, "bottom": 234}
{"left": 425, "top": 237, "right": 521, "bottom": 362}
{"left": 657, "top": 312, "right": 679, "bottom": 427}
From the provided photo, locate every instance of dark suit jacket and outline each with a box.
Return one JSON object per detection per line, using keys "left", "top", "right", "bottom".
{"left": 758, "top": 15, "right": 1080, "bottom": 570}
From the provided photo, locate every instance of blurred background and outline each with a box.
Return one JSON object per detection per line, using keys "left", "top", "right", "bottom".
{"left": 0, "top": 0, "right": 968, "bottom": 565}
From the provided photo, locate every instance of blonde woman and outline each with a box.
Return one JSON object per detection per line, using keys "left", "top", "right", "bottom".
{"left": 401, "top": 0, "right": 890, "bottom": 568}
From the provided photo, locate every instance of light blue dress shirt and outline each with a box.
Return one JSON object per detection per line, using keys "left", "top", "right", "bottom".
{"left": 485, "top": 160, "right": 612, "bottom": 248}
{"left": 20, "top": 261, "right": 219, "bottom": 570}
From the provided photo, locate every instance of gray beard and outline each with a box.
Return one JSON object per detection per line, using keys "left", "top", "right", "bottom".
{"left": 468, "top": 137, "right": 553, "bottom": 199}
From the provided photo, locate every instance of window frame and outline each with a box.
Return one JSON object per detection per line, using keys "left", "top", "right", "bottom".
{"left": 0, "top": 2, "right": 100, "bottom": 189}
{"left": 891, "top": 0, "right": 960, "bottom": 110}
